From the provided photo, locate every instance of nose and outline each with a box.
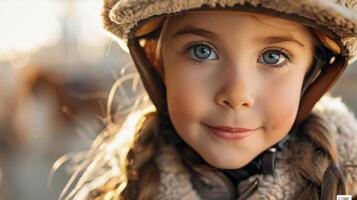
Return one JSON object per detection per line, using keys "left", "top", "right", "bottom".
{"left": 215, "top": 68, "right": 255, "bottom": 110}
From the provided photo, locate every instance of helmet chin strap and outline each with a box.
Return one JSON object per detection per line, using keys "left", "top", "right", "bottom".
{"left": 221, "top": 125, "right": 296, "bottom": 184}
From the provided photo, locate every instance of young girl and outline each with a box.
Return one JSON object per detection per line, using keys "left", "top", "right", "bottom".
{"left": 64, "top": 0, "right": 357, "bottom": 199}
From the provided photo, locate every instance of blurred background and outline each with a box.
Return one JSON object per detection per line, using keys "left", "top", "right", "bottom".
{"left": 0, "top": 0, "right": 356, "bottom": 200}
{"left": 0, "top": 0, "right": 132, "bottom": 199}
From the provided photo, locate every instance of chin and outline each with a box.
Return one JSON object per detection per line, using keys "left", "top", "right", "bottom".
{"left": 203, "top": 154, "right": 254, "bottom": 169}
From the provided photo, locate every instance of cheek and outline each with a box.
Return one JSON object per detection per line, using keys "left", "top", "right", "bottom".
{"left": 262, "top": 77, "right": 303, "bottom": 131}
{"left": 164, "top": 61, "right": 208, "bottom": 127}
{"left": 166, "top": 83, "right": 202, "bottom": 121}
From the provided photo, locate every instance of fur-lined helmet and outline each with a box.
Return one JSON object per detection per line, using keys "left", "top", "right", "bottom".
{"left": 102, "top": 0, "right": 357, "bottom": 122}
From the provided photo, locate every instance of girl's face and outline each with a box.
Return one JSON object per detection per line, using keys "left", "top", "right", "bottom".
{"left": 160, "top": 11, "right": 314, "bottom": 169}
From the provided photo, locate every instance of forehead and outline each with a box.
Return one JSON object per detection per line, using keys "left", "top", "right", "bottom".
{"left": 166, "top": 10, "right": 313, "bottom": 44}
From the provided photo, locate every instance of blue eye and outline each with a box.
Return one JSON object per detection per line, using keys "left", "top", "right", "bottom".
{"left": 258, "top": 49, "right": 291, "bottom": 68}
{"left": 187, "top": 43, "right": 218, "bottom": 62}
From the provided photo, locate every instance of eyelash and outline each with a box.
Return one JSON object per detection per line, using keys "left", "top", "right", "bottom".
{"left": 183, "top": 41, "right": 218, "bottom": 65}
{"left": 261, "top": 47, "right": 293, "bottom": 71}
{"left": 183, "top": 41, "right": 294, "bottom": 71}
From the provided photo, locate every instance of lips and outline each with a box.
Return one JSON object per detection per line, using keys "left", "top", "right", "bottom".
{"left": 205, "top": 124, "right": 257, "bottom": 140}
{"left": 209, "top": 126, "right": 254, "bottom": 133}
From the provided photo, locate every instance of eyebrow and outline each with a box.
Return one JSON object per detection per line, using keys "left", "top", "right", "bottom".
{"left": 172, "top": 26, "right": 305, "bottom": 47}
{"left": 172, "top": 26, "right": 220, "bottom": 40}
{"left": 258, "top": 35, "right": 305, "bottom": 47}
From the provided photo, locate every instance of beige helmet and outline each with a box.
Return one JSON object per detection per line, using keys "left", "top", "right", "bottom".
{"left": 102, "top": 0, "right": 357, "bottom": 123}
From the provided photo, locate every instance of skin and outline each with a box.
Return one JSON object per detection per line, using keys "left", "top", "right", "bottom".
{"left": 159, "top": 11, "right": 315, "bottom": 169}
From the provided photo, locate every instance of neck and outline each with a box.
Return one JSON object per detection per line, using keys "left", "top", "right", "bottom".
{"left": 220, "top": 127, "right": 297, "bottom": 185}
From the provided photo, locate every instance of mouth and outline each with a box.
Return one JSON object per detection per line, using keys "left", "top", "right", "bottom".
{"left": 205, "top": 124, "right": 258, "bottom": 140}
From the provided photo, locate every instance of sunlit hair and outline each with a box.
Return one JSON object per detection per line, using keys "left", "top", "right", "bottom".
{"left": 50, "top": 61, "right": 157, "bottom": 200}
{"left": 57, "top": 13, "right": 355, "bottom": 200}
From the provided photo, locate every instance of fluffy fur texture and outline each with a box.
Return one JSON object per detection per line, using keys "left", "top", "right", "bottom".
{"left": 154, "top": 95, "right": 357, "bottom": 199}
{"left": 102, "top": 0, "right": 357, "bottom": 63}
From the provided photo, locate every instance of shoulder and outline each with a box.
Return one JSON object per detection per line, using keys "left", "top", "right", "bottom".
{"left": 312, "top": 95, "right": 357, "bottom": 196}
{"left": 154, "top": 144, "right": 201, "bottom": 200}
{"left": 248, "top": 95, "right": 357, "bottom": 199}
{"left": 312, "top": 95, "right": 357, "bottom": 163}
